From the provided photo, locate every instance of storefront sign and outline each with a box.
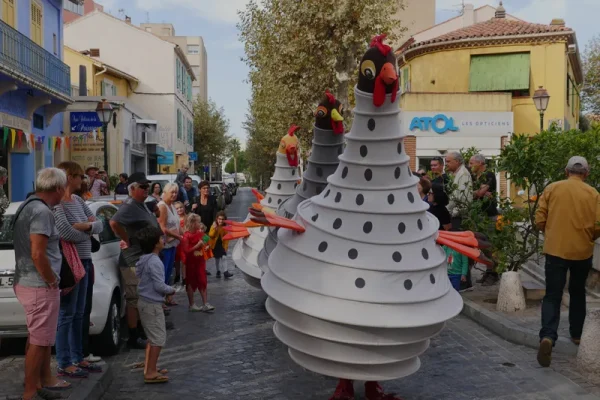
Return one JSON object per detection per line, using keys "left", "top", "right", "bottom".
{"left": 410, "top": 114, "right": 458, "bottom": 134}
{"left": 403, "top": 111, "right": 513, "bottom": 137}
{"left": 157, "top": 146, "right": 174, "bottom": 165}
{"left": 188, "top": 152, "right": 198, "bottom": 162}
{"left": 0, "top": 112, "right": 31, "bottom": 131}
{"left": 70, "top": 112, "right": 103, "bottom": 132}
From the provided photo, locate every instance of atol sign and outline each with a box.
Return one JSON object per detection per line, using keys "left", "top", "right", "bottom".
{"left": 409, "top": 114, "right": 458, "bottom": 134}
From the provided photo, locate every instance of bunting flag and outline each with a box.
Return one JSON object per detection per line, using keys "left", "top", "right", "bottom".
{"left": 17, "top": 130, "right": 22, "bottom": 148}
{"left": 56, "top": 137, "right": 62, "bottom": 151}
{"left": 10, "top": 129, "right": 15, "bottom": 148}
{"left": 29, "top": 134, "right": 35, "bottom": 149}
{"left": 48, "top": 136, "right": 52, "bottom": 151}
{"left": 65, "top": 136, "right": 70, "bottom": 148}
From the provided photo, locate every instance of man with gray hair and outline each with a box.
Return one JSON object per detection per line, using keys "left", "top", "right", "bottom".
{"left": 0, "top": 166, "right": 9, "bottom": 216}
{"left": 444, "top": 151, "right": 473, "bottom": 230}
{"left": 13, "top": 168, "right": 69, "bottom": 399}
{"left": 535, "top": 156, "right": 600, "bottom": 368}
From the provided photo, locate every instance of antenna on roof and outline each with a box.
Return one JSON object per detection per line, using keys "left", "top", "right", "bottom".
{"left": 118, "top": 8, "right": 126, "bottom": 19}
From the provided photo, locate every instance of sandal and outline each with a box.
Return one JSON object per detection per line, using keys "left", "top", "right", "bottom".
{"left": 131, "top": 361, "right": 168, "bottom": 374}
{"left": 77, "top": 361, "right": 103, "bottom": 373}
{"left": 57, "top": 366, "right": 88, "bottom": 378}
{"left": 144, "top": 374, "right": 169, "bottom": 384}
{"left": 43, "top": 380, "right": 72, "bottom": 391}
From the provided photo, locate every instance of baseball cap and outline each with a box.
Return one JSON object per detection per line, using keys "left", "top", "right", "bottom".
{"left": 566, "top": 156, "right": 589, "bottom": 172}
{"left": 128, "top": 172, "right": 151, "bottom": 185}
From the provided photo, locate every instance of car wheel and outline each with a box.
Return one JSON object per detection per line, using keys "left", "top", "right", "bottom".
{"left": 93, "top": 293, "right": 121, "bottom": 356}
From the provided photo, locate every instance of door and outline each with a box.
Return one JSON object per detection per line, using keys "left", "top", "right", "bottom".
{"left": 1, "top": 0, "right": 15, "bottom": 28}
{"left": 30, "top": 1, "right": 42, "bottom": 46}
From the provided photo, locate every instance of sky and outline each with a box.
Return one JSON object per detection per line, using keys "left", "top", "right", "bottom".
{"left": 95, "top": 0, "right": 600, "bottom": 148}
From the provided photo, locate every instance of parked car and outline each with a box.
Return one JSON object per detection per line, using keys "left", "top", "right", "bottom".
{"left": 227, "top": 182, "right": 238, "bottom": 196}
{"left": 0, "top": 201, "right": 126, "bottom": 355}
{"left": 210, "top": 184, "right": 226, "bottom": 210}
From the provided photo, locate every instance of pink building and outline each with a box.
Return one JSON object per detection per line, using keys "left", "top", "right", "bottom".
{"left": 64, "top": 0, "right": 104, "bottom": 24}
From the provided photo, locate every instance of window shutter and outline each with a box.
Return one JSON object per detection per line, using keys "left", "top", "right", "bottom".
{"left": 176, "top": 60, "right": 181, "bottom": 90}
{"left": 2, "top": 0, "right": 16, "bottom": 28}
{"left": 30, "top": 1, "right": 43, "bottom": 46}
{"left": 469, "top": 53, "right": 530, "bottom": 92}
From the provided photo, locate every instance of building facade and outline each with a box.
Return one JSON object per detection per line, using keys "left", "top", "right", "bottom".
{"left": 391, "top": 0, "right": 436, "bottom": 49}
{"left": 0, "top": 0, "right": 73, "bottom": 201}
{"left": 61, "top": 46, "right": 157, "bottom": 175}
{"left": 397, "top": 6, "right": 583, "bottom": 197}
{"left": 140, "top": 23, "right": 208, "bottom": 103}
{"left": 65, "top": 11, "right": 196, "bottom": 174}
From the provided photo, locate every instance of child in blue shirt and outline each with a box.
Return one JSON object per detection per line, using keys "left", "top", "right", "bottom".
{"left": 444, "top": 246, "right": 468, "bottom": 291}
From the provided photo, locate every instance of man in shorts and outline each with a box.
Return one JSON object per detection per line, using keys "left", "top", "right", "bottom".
{"left": 110, "top": 172, "right": 159, "bottom": 349}
{"left": 13, "top": 168, "right": 69, "bottom": 399}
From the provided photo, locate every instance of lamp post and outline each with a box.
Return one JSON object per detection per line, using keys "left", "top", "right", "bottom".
{"left": 533, "top": 86, "right": 550, "bottom": 133}
{"left": 96, "top": 99, "right": 113, "bottom": 174}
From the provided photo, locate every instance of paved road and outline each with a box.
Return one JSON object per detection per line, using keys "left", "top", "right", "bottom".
{"left": 101, "top": 187, "right": 600, "bottom": 400}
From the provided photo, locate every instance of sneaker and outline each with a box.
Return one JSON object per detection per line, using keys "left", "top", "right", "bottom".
{"left": 216, "top": 271, "right": 221, "bottom": 278}
{"left": 537, "top": 337, "right": 553, "bottom": 367}
{"left": 202, "top": 303, "right": 215, "bottom": 312}
{"left": 189, "top": 304, "right": 203, "bottom": 312}
{"left": 84, "top": 354, "right": 102, "bottom": 363}
{"left": 57, "top": 366, "right": 88, "bottom": 378}
{"left": 76, "top": 361, "right": 102, "bottom": 373}
{"left": 224, "top": 271, "right": 233, "bottom": 279}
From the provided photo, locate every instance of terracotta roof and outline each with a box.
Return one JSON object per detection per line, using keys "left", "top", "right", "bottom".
{"left": 406, "top": 18, "right": 572, "bottom": 50}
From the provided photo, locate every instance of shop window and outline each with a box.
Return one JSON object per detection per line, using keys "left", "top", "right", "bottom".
{"left": 33, "top": 114, "right": 44, "bottom": 129}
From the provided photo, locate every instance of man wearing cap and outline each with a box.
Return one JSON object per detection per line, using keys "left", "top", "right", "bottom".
{"left": 110, "top": 172, "right": 159, "bottom": 349}
{"left": 535, "top": 156, "right": 600, "bottom": 367}
{"left": 86, "top": 166, "right": 108, "bottom": 197}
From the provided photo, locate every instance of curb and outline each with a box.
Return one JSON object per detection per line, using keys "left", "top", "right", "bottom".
{"left": 461, "top": 297, "right": 578, "bottom": 356}
{"left": 68, "top": 363, "right": 113, "bottom": 400}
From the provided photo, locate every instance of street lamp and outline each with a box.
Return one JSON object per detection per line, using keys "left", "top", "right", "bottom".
{"left": 533, "top": 86, "right": 550, "bottom": 132}
{"left": 96, "top": 99, "right": 113, "bottom": 174}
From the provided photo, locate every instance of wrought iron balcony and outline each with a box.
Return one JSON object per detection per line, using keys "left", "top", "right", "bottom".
{"left": 0, "top": 18, "right": 71, "bottom": 99}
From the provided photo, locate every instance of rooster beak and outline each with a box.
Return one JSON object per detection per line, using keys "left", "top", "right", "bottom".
{"left": 379, "top": 62, "right": 398, "bottom": 85}
{"left": 330, "top": 109, "right": 344, "bottom": 122}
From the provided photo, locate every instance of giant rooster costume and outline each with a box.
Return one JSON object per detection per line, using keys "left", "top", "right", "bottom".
{"left": 248, "top": 35, "right": 493, "bottom": 400}
{"left": 229, "top": 126, "right": 301, "bottom": 288}
{"left": 258, "top": 91, "right": 346, "bottom": 277}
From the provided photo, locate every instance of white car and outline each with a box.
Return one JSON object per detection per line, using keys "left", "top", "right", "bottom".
{"left": 0, "top": 201, "right": 126, "bottom": 355}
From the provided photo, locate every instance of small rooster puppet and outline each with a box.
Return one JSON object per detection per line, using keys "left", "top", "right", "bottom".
{"left": 250, "top": 34, "right": 493, "bottom": 400}
{"left": 228, "top": 125, "right": 301, "bottom": 288}
{"left": 257, "top": 91, "right": 346, "bottom": 276}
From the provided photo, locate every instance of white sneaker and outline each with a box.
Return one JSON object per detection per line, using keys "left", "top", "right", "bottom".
{"left": 84, "top": 354, "right": 102, "bottom": 363}
{"left": 189, "top": 304, "right": 203, "bottom": 312}
{"left": 203, "top": 303, "right": 215, "bottom": 312}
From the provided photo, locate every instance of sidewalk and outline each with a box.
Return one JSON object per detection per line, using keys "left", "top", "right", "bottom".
{"left": 461, "top": 268, "right": 600, "bottom": 356}
{"left": 0, "top": 354, "right": 112, "bottom": 400}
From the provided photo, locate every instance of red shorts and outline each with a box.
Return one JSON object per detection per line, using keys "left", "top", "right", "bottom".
{"left": 14, "top": 285, "right": 60, "bottom": 347}
{"left": 185, "top": 259, "right": 207, "bottom": 291}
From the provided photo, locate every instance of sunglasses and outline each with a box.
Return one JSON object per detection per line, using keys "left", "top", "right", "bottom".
{"left": 138, "top": 184, "right": 150, "bottom": 189}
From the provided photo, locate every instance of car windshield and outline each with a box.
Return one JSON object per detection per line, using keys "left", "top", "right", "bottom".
{"left": 0, "top": 215, "right": 15, "bottom": 249}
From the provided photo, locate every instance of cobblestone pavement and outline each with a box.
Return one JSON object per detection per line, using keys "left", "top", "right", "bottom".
{"left": 97, "top": 189, "right": 600, "bottom": 400}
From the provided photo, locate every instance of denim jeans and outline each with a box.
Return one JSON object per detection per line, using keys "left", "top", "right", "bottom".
{"left": 540, "top": 254, "right": 592, "bottom": 344}
{"left": 82, "top": 263, "right": 94, "bottom": 358}
{"left": 448, "top": 274, "right": 461, "bottom": 291}
{"left": 56, "top": 259, "right": 91, "bottom": 368}
{"left": 160, "top": 247, "right": 177, "bottom": 285}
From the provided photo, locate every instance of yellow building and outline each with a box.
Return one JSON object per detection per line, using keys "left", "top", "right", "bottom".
{"left": 396, "top": 6, "right": 583, "bottom": 196}
{"left": 64, "top": 46, "right": 138, "bottom": 97}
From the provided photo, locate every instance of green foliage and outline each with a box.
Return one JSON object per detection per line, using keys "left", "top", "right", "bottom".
{"left": 108, "top": 174, "right": 119, "bottom": 191}
{"left": 225, "top": 150, "right": 248, "bottom": 174}
{"left": 455, "top": 128, "right": 600, "bottom": 273}
{"left": 582, "top": 35, "right": 600, "bottom": 115}
{"left": 238, "top": 0, "right": 405, "bottom": 183}
{"left": 193, "top": 99, "right": 231, "bottom": 169}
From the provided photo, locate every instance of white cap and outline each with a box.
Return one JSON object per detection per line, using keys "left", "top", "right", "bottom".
{"left": 566, "top": 156, "right": 589, "bottom": 172}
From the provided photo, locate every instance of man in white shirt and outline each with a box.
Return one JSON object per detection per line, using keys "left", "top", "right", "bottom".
{"left": 445, "top": 151, "right": 473, "bottom": 230}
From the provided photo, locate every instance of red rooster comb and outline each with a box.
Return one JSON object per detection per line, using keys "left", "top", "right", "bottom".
{"left": 370, "top": 34, "right": 391, "bottom": 56}
{"left": 288, "top": 125, "right": 300, "bottom": 136}
{"left": 325, "top": 90, "right": 336, "bottom": 105}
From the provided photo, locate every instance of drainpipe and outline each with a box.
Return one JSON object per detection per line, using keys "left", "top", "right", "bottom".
{"left": 95, "top": 66, "right": 107, "bottom": 77}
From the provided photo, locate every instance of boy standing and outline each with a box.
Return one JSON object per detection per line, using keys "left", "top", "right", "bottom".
{"left": 135, "top": 226, "right": 176, "bottom": 384}
{"left": 445, "top": 246, "right": 468, "bottom": 292}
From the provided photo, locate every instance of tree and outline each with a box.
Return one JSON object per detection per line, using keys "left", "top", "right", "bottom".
{"left": 193, "top": 99, "right": 231, "bottom": 170}
{"left": 225, "top": 150, "right": 248, "bottom": 174}
{"left": 582, "top": 35, "right": 600, "bottom": 115}
{"left": 238, "top": 0, "right": 405, "bottom": 182}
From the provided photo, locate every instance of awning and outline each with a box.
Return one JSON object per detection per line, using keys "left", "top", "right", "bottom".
{"left": 469, "top": 53, "right": 530, "bottom": 92}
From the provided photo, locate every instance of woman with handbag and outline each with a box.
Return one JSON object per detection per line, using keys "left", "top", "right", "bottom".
{"left": 54, "top": 162, "right": 104, "bottom": 378}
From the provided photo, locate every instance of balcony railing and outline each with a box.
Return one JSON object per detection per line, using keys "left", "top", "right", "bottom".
{"left": 0, "top": 19, "right": 71, "bottom": 98}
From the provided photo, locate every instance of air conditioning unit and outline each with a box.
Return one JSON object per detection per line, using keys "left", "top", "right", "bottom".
{"left": 135, "top": 119, "right": 158, "bottom": 144}
{"left": 567, "top": 44, "right": 577, "bottom": 54}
